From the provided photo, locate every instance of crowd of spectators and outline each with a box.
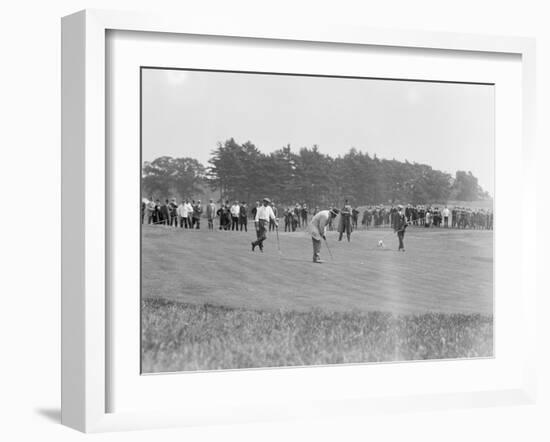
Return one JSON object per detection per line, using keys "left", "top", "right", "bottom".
{"left": 141, "top": 198, "right": 493, "bottom": 232}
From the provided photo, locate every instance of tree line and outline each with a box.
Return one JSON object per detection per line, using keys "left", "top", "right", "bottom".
{"left": 142, "top": 138, "right": 489, "bottom": 206}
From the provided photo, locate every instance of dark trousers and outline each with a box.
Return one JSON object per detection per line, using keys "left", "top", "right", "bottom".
{"left": 220, "top": 215, "right": 230, "bottom": 230}
{"left": 193, "top": 218, "right": 200, "bottom": 229}
{"left": 397, "top": 230, "right": 405, "bottom": 250}
{"left": 252, "top": 220, "right": 268, "bottom": 249}
{"left": 240, "top": 217, "right": 247, "bottom": 231}
{"left": 231, "top": 217, "right": 239, "bottom": 231}
{"left": 338, "top": 215, "right": 352, "bottom": 241}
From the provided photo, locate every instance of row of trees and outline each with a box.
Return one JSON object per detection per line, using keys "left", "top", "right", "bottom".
{"left": 142, "top": 138, "right": 489, "bottom": 206}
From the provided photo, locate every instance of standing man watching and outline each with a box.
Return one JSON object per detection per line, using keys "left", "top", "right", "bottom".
{"left": 182, "top": 199, "right": 192, "bottom": 228}
{"left": 193, "top": 200, "right": 203, "bottom": 229}
{"left": 251, "top": 197, "right": 278, "bottom": 252}
{"left": 294, "top": 203, "right": 302, "bottom": 229}
{"left": 169, "top": 198, "right": 179, "bottom": 227}
{"left": 309, "top": 208, "right": 339, "bottom": 263}
{"left": 338, "top": 199, "right": 353, "bottom": 242}
{"left": 239, "top": 201, "right": 248, "bottom": 232}
{"left": 351, "top": 207, "right": 360, "bottom": 230}
{"left": 395, "top": 204, "right": 408, "bottom": 252}
{"left": 146, "top": 198, "right": 155, "bottom": 224}
{"left": 301, "top": 204, "right": 308, "bottom": 226}
{"left": 160, "top": 199, "right": 171, "bottom": 225}
{"left": 206, "top": 199, "right": 216, "bottom": 231}
{"left": 442, "top": 206, "right": 450, "bottom": 228}
{"left": 177, "top": 199, "right": 186, "bottom": 228}
{"left": 230, "top": 200, "right": 240, "bottom": 231}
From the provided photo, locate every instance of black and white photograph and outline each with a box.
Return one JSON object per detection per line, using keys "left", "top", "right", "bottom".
{"left": 140, "top": 67, "right": 494, "bottom": 374}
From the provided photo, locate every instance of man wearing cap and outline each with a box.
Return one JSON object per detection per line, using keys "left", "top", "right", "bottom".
{"left": 338, "top": 199, "right": 353, "bottom": 241}
{"left": 251, "top": 198, "right": 277, "bottom": 252}
{"left": 309, "top": 208, "right": 339, "bottom": 263}
{"left": 394, "top": 204, "right": 408, "bottom": 252}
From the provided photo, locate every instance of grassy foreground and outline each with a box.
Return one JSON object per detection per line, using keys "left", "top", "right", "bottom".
{"left": 141, "top": 298, "right": 493, "bottom": 373}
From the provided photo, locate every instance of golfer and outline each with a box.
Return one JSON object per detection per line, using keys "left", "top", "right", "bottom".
{"left": 251, "top": 198, "right": 277, "bottom": 252}
{"left": 394, "top": 204, "right": 408, "bottom": 252}
{"left": 309, "top": 208, "right": 339, "bottom": 263}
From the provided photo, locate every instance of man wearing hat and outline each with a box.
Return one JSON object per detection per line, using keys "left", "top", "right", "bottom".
{"left": 338, "top": 199, "right": 353, "bottom": 241}
{"left": 251, "top": 198, "right": 278, "bottom": 252}
{"left": 394, "top": 204, "right": 408, "bottom": 252}
{"left": 309, "top": 208, "right": 339, "bottom": 263}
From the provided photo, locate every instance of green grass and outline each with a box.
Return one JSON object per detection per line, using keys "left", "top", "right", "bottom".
{"left": 142, "top": 298, "right": 493, "bottom": 373}
{"left": 141, "top": 225, "right": 493, "bottom": 315}
{"left": 141, "top": 224, "right": 493, "bottom": 372}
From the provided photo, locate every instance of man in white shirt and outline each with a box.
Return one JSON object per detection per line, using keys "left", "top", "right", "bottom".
{"left": 177, "top": 200, "right": 186, "bottom": 228}
{"left": 442, "top": 206, "right": 450, "bottom": 228}
{"left": 230, "top": 200, "right": 240, "bottom": 231}
{"left": 251, "top": 198, "right": 278, "bottom": 252}
{"left": 309, "top": 208, "right": 339, "bottom": 263}
{"left": 183, "top": 200, "right": 193, "bottom": 228}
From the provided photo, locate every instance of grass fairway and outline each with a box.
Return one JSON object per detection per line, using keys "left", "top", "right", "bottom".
{"left": 141, "top": 224, "right": 493, "bottom": 372}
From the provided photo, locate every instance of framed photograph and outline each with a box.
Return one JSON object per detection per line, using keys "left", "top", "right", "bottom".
{"left": 61, "top": 9, "right": 537, "bottom": 432}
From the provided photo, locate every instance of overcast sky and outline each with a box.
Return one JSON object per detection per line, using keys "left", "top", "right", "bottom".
{"left": 142, "top": 68, "right": 494, "bottom": 195}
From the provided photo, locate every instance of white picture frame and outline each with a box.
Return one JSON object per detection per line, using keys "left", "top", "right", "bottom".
{"left": 61, "top": 9, "right": 537, "bottom": 433}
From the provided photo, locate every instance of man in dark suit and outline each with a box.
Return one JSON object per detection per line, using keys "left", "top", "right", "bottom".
{"left": 169, "top": 198, "right": 178, "bottom": 227}
{"left": 239, "top": 201, "right": 248, "bottom": 232}
{"left": 338, "top": 199, "right": 353, "bottom": 242}
{"left": 160, "top": 199, "right": 171, "bottom": 225}
{"left": 394, "top": 204, "right": 408, "bottom": 252}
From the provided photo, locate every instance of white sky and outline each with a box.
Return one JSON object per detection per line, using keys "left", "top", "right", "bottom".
{"left": 142, "top": 68, "right": 494, "bottom": 195}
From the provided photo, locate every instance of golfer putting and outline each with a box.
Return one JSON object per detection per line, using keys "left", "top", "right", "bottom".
{"left": 308, "top": 208, "right": 339, "bottom": 263}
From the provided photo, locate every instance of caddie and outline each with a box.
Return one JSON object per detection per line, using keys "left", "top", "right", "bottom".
{"left": 309, "top": 208, "right": 339, "bottom": 263}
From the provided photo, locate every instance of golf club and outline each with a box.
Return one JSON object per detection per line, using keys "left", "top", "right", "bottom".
{"left": 323, "top": 236, "right": 334, "bottom": 260}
